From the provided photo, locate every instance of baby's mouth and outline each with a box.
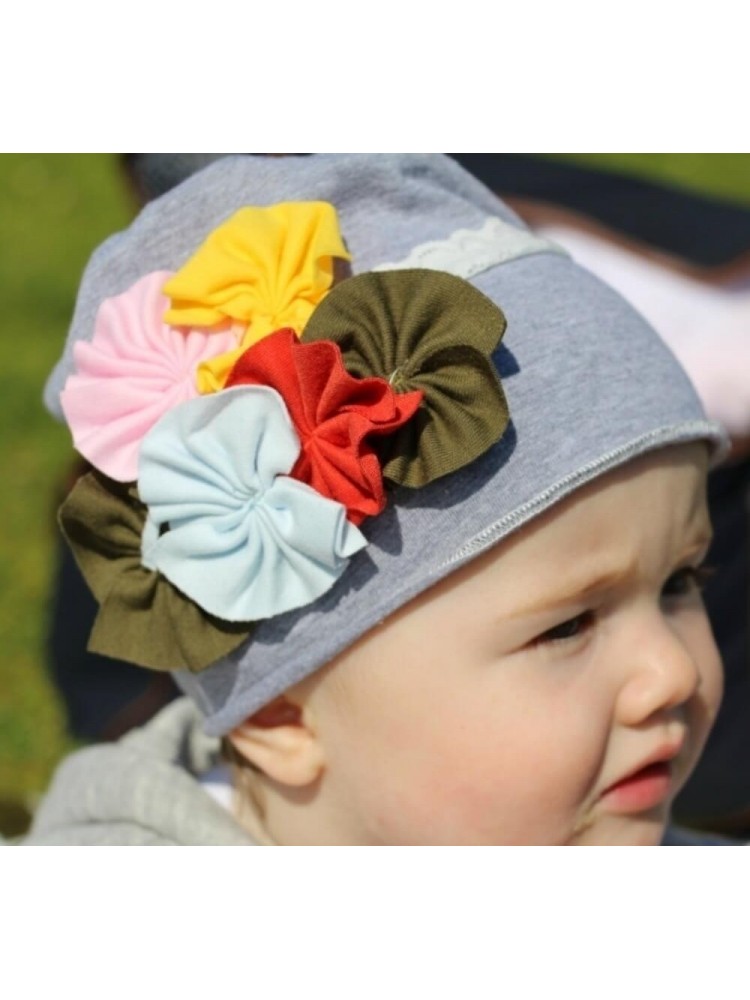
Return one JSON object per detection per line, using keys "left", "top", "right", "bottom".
{"left": 570, "top": 737, "right": 688, "bottom": 840}
{"left": 598, "top": 736, "right": 687, "bottom": 815}
{"left": 599, "top": 761, "right": 674, "bottom": 814}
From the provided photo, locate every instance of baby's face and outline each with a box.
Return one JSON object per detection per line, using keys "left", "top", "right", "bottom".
{"left": 305, "top": 443, "right": 722, "bottom": 844}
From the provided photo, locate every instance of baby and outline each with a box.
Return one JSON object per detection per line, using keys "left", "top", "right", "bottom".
{"left": 27, "top": 154, "right": 726, "bottom": 845}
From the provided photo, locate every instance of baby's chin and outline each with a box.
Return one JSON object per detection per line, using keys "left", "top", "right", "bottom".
{"left": 568, "top": 809, "right": 669, "bottom": 846}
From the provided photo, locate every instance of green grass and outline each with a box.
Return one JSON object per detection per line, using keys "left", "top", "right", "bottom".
{"left": 2, "top": 153, "right": 750, "bottom": 836}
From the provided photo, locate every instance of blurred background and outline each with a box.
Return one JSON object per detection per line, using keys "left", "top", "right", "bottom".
{"left": 3, "top": 153, "right": 750, "bottom": 840}
{"left": 1, "top": 155, "right": 134, "bottom": 837}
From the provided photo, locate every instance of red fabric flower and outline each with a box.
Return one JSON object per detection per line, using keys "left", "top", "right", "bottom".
{"left": 226, "top": 328, "right": 423, "bottom": 524}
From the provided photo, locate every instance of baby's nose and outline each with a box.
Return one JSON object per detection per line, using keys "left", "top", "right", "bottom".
{"left": 615, "top": 618, "right": 702, "bottom": 726}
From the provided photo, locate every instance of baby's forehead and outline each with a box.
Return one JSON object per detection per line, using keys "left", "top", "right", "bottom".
{"left": 437, "top": 443, "right": 711, "bottom": 608}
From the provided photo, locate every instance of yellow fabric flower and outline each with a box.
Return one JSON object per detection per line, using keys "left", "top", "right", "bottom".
{"left": 162, "top": 202, "right": 351, "bottom": 393}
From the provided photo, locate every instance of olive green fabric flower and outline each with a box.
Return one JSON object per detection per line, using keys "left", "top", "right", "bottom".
{"left": 59, "top": 472, "right": 253, "bottom": 672}
{"left": 301, "top": 269, "right": 510, "bottom": 488}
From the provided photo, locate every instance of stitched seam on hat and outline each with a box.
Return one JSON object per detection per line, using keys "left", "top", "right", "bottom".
{"left": 372, "top": 216, "right": 568, "bottom": 280}
{"left": 439, "top": 421, "right": 726, "bottom": 569}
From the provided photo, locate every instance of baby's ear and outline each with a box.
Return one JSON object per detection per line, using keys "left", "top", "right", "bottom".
{"left": 227, "top": 695, "right": 325, "bottom": 788}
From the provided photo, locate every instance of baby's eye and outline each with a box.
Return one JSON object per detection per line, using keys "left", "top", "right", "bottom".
{"left": 533, "top": 610, "right": 595, "bottom": 646}
{"left": 661, "top": 564, "right": 715, "bottom": 600}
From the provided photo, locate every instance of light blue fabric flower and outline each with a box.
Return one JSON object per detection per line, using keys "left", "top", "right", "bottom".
{"left": 138, "top": 385, "right": 367, "bottom": 622}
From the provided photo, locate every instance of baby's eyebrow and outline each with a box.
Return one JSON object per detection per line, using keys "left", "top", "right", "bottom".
{"left": 506, "top": 562, "right": 639, "bottom": 620}
{"left": 506, "top": 528, "right": 714, "bottom": 620}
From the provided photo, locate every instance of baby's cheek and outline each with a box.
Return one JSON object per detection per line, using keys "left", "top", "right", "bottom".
{"left": 371, "top": 725, "right": 558, "bottom": 844}
{"left": 437, "top": 719, "right": 602, "bottom": 844}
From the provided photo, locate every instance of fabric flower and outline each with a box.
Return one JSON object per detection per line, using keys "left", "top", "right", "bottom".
{"left": 161, "top": 203, "right": 352, "bottom": 394}
{"left": 138, "top": 386, "right": 367, "bottom": 622}
{"left": 59, "top": 472, "right": 253, "bottom": 672}
{"left": 226, "top": 329, "right": 423, "bottom": 525}
{"left": 59, "top": 271, "right": 238, "bottom": 482}
{"left": 302, "top": 269, "right": 510, "bottom": 488}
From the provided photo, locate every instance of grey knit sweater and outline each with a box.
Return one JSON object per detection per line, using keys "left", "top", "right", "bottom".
{"left": 24, "top": 699, "right": 254, "bottom": 846}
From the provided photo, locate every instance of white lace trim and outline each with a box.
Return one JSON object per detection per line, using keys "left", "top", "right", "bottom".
{"left": 373, "top": 216, "right": 567, "bottom": 279}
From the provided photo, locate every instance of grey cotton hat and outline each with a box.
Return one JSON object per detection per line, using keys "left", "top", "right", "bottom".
{"left": 46, "top": 154, "right": 726, "bottom": 737}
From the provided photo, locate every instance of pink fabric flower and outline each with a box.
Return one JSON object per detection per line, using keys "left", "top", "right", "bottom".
{"left": 60, "top": 271, "right": 239, "bottom": 481}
